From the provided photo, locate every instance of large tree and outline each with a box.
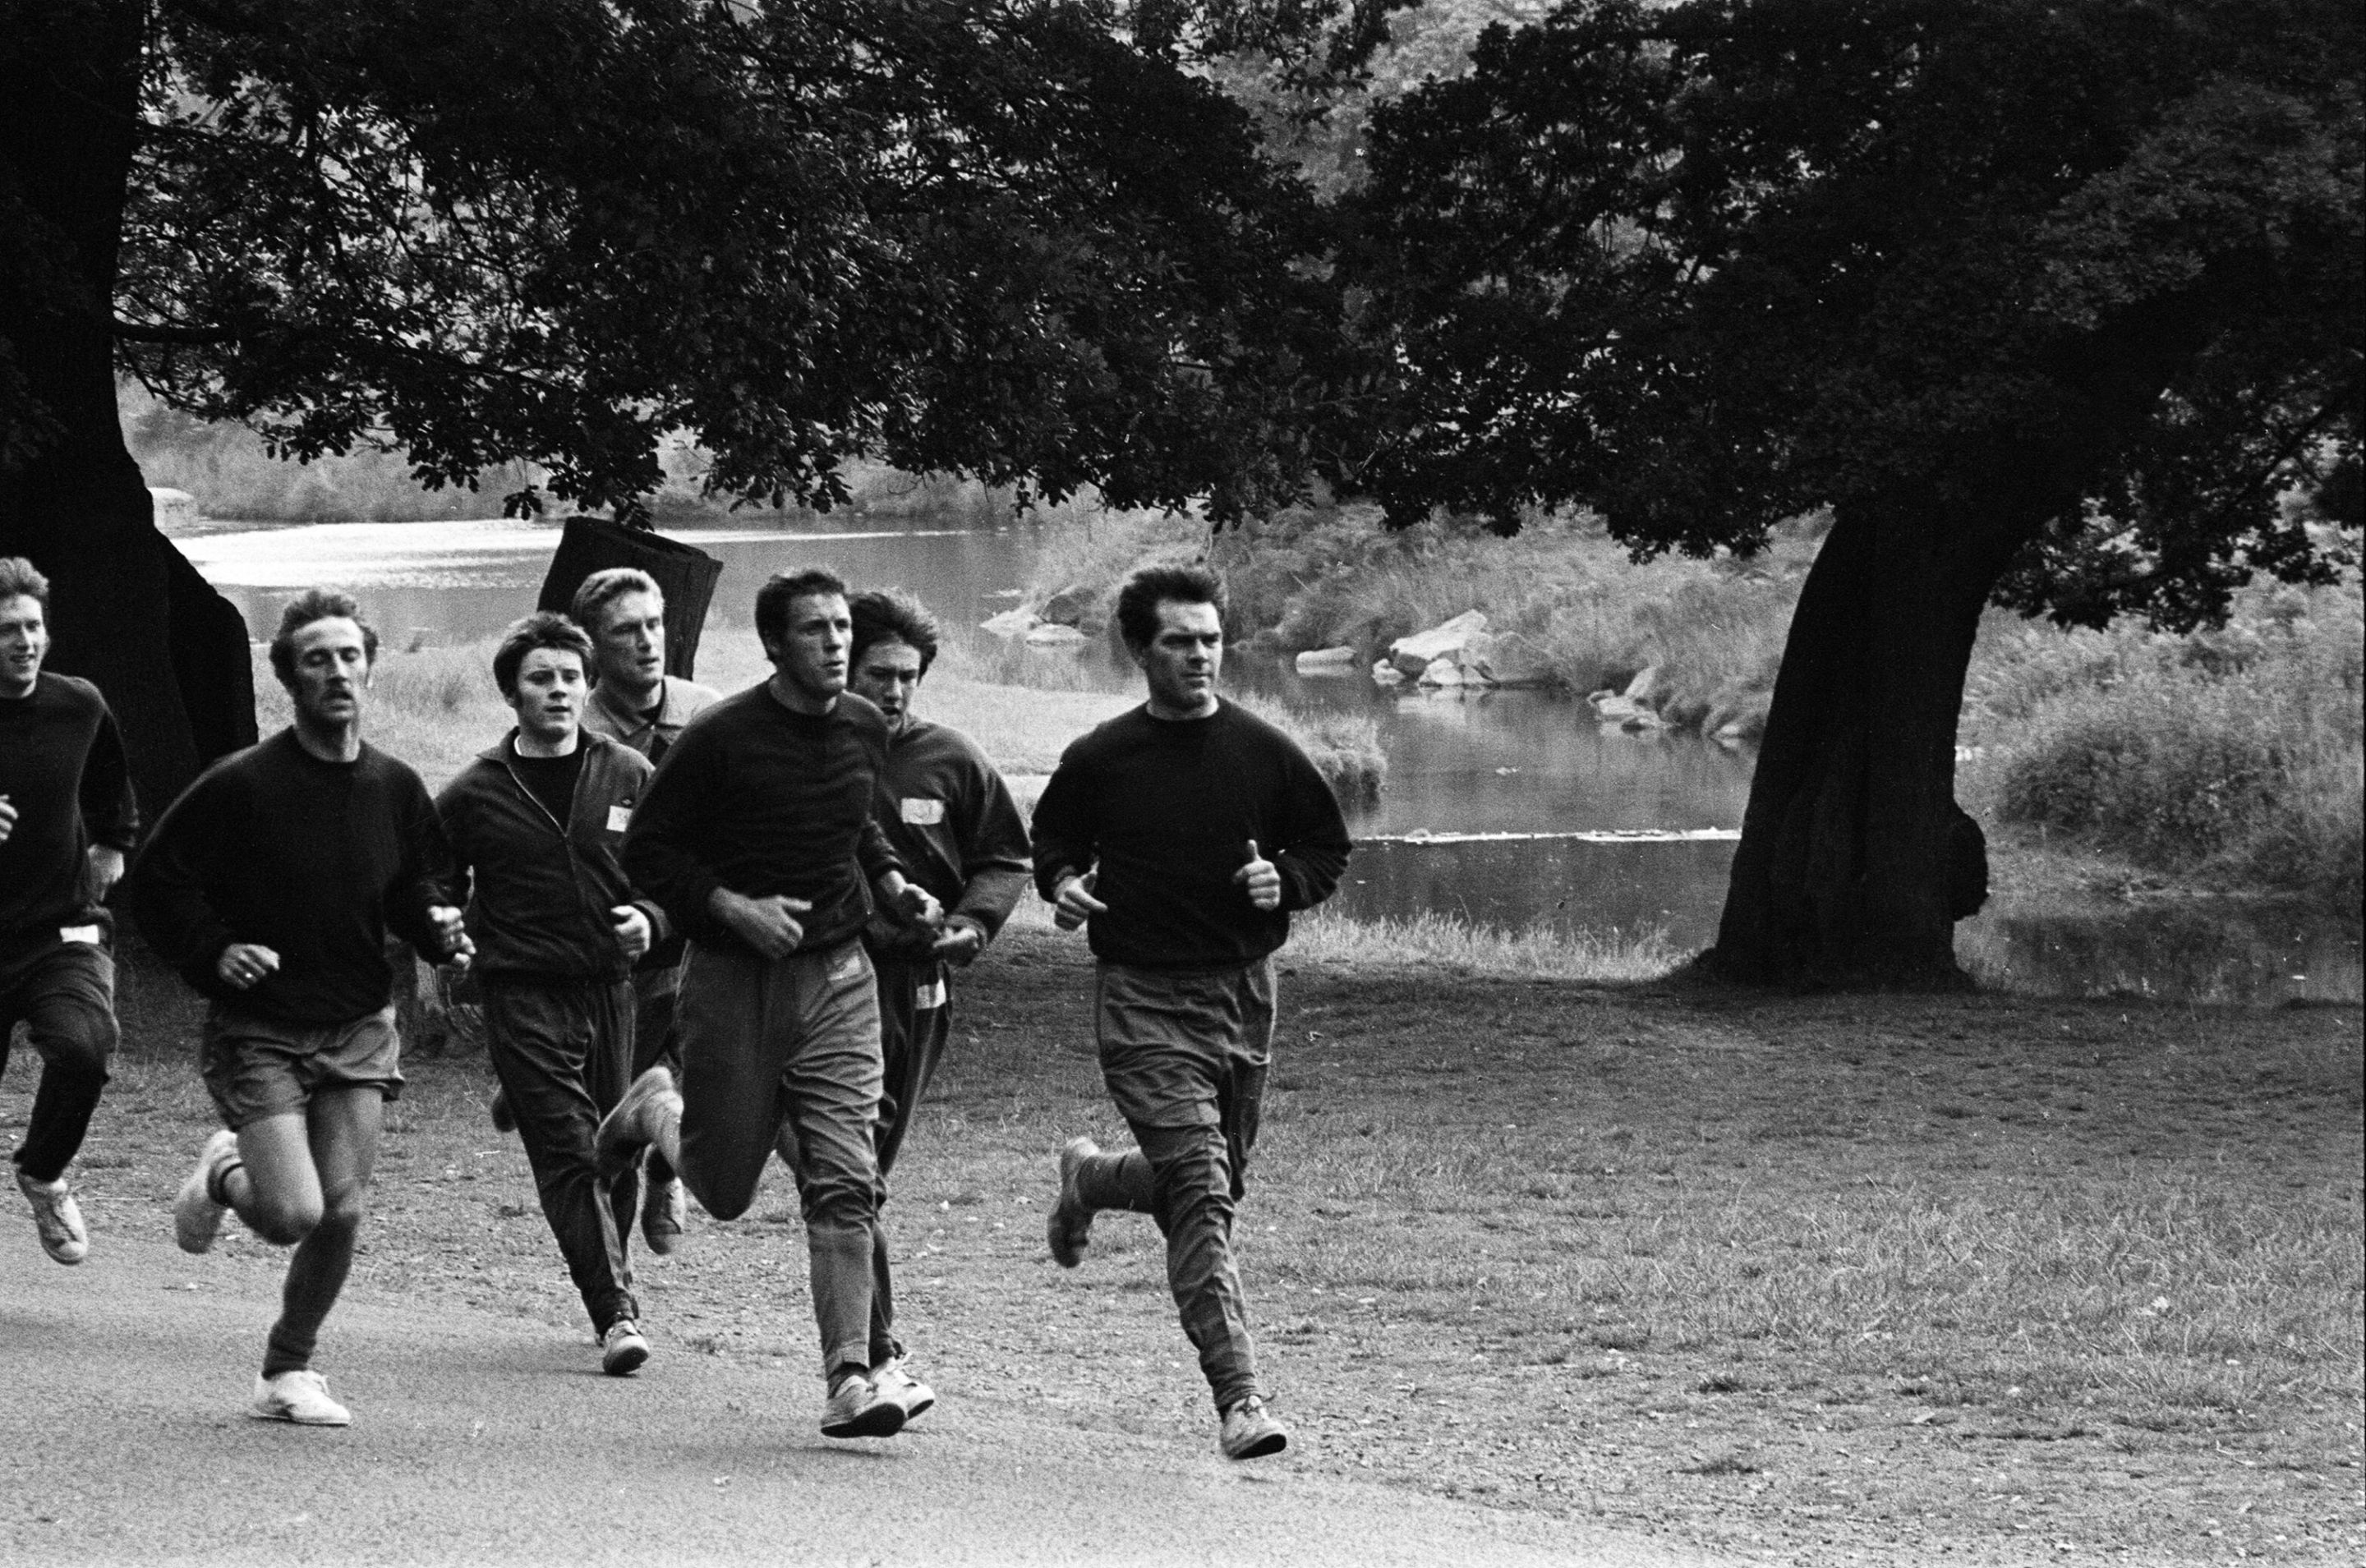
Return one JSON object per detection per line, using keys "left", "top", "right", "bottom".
{"left": 2, "top": 0, "right": 1382, "bottom": 802}
{"left": 1340, "top": 0, "right": 2361, "bottom": 986}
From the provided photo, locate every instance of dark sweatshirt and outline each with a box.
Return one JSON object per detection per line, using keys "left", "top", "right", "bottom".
{"left": 0, "top": 672, "right": 139, "bottom": 955}
{"left": 621, "top": 685, "right": 905, "bottom": 957}
{"left": 436, "top": 732, "right": 670, "bottom": 980}
{"left": 128, "top": 730, "right": 456, "bottom": 1024}
{"left": 862, "top": 718, "right": 1033, "bottom": 958}
{"left": 1031, "top": 699, "right": 1352, "bottom": 969}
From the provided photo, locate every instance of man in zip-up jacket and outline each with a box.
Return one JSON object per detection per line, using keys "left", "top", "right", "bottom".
{"left": 435, "top": 613, "right": 669, "bottom": 1377}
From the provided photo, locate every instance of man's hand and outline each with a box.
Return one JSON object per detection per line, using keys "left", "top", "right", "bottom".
{"left": 0, "top": 794, "right": 15, "bottom": 845}
{"left": 428, "top": 904, "right": 475, "bottom": 971}
{"left": 1052, "top": 868, "right": 1105, "bottom": 931}
{"left": 610, "top": 904, "right": 653, "bottom": 961}
{"left": 929, "top": 918, "right": 986, "bottom": 967}
{"left": 1234, "top": 839, "right": 1282, "bottom": 912}
{"left": 216, "top": 942, "right": 281, "bottom": 991}
{"left": 86, "top": 844, "right": 126, "bottom": 899}
{"left": 877, "top": 871, "right": 942, "bottom": 931}
{"left": 711, "top": 888, "right": 812, "bottom": 960}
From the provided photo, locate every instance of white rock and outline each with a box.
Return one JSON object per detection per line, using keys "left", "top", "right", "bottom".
{"left": 1388, "top": 609, "right": 1489, "bottom": 677}
{"left": 980, "top": 607, "right": 1039, "bottom": 638}
{"left": 1370, "top": 660, "right": 1405, "bottom": 687}
{"left": 1419, "top": 655, "right": 1466, "bottom": 687}
{"left": 1623, "top": 664, "right": 1662, "bottom": 701}
{"left": 1294, "top": 646, "right": 1360, "bottom": 670}
{"left": 148, "top": 487, "right": 200, "bottom": 527}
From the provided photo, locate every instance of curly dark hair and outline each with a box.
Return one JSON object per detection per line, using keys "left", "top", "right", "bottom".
{"left": 1114, "top": 563, "right": 1227, "bottom": 651}
{"left": 491, "top": 611, "right": 594, "bottom": 699}
{"left": 753, "top": 567, "right": 849, "bottom": 651}
{"left": 268, "top": 588, "right": 379, "bottom": 684}
{"left": 849, "top": 588, "right": 941, "bottom": 677}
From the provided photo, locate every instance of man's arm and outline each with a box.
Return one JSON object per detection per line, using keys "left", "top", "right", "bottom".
{"left": 124, "top": 770, "right": 243, "bottom": 996}
{"left": 620, "top": 724, "right": 730, "bottom": 944}
{"left": 78, "top": 701, "right": 139, "bottom": 853}
{"left": 1269, "top": 745, "right": 1353, "bottom": 913}
{"left": 947, "top": 756, "right": 1033, "bottom": 943}
{"left": 389, "top": 773, "right": 469, "bottom": 963}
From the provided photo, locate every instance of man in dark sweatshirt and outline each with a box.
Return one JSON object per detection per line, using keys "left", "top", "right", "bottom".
{"left": 794, "top": 586, "right": 1030, "bottom": 1420}
{"left": 0, "top": 557, "right": 138, "bottom": 1267}
{"left": 436, "top": 612, "right": 668, "bottom": 1377}
{"left": 131, "top": 589, "right": 470, "bottom": 1428}
{"left": 1033, "top": 563, "right": 1352, "bottom": 1462}
{"left": 596, "top": 567, "right": 941, "bottom": 1441}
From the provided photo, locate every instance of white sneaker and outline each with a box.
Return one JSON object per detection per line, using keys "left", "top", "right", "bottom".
{"left": 16, "top": 1169, "right": 88, "bottom": 1265}
{"left": 174, "top": 1129, "right": 241, "bottom": 1255}
{"left": 820, "top": 1371, "right": 905, "bottom": 1439}
{"left": 872, "top": 1357, "right": 936, "bottom": 1421}
{"left": 601, "top": 1319, "right": 650, "bottom": 1377}
{"left": 251, "top": 1369, "right": 351, "bottom": 1426}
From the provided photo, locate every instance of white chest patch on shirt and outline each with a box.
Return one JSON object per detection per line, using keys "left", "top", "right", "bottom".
{"left": 914, "top": 977, "right": 947, "bottom": 1010}
{"left": 900, "top": 798, "right": 945, "bottom": 826}
{"left": 58, "top": 925, "right": 101, "bottom": 945}
{"left": 606, "top": 804, "right": 633, "bottom": 833}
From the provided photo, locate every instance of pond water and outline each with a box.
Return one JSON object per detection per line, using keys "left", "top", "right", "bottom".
{"left": 171, "top": 513, "right": 2361, "bottom": 1005}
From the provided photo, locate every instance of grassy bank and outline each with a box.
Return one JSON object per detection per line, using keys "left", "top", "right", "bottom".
{"left": 42, "top": 936, "right": 2364, "bottom": 1564}
{"left": 1960, "top": 579, "right": 2364, "bottom": 911}
{"left": 1020, "top": 504, "right": 1807, "bottom": 741}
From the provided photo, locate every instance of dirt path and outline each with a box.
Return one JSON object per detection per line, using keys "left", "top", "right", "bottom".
{"left": 9, "top": 935, "right": 2361, "bottom": 1564}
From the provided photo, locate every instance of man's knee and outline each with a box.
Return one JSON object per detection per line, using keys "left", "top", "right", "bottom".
{"left": 30, "top": 1001, "right": 116, "bottom": 1079}
{"left": 680, "top": 1160, "right": 761, "bottom": 1221}
{"left": 245, "top": 1192, "right": 325, "bottom": 1246}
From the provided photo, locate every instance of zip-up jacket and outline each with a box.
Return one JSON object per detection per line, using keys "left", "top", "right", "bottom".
{"left": 436, "top": 731, "right": 670, "bottom": 979}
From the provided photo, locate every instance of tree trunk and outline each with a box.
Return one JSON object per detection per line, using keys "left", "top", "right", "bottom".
{"left": 1705, "top": 492, "right": 2028, "bottom": 988}
{"left": 1, "top": 3, "right": 254, "bottom": 812}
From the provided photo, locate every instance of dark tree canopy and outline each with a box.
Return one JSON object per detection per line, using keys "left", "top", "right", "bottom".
{"left": 0, "top": 0, "right": 1388, "bottom": 804}
{"left": 1343, "top": 0, "right": 2360, "bottom": 627}
{"left": 1338, "top": 0, "right": 2361, "bottom": 985}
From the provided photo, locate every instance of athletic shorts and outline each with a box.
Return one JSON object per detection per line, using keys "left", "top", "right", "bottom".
{"left": 200, "top": 1003, "right": 403, "bottom": 1129}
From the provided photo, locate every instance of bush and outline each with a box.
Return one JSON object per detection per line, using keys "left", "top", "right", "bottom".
{"left": 1964, "top": 581, "right": 2364, "bottom": 908}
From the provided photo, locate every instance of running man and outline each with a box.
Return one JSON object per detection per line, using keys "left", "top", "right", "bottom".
{"left": 789, "top": 588, "right": 1030, "bottom": 1419}
{"left": 131, "top": 589, "right": 471, "bottom": 1427}
{"left": 568, "top": 567, "right": 720, "bottom": 1255}
{"left": 0, "top": 557, "right": 138, "bottom": 1267}
{"left": 596, "top": 568, "right": 942, "bottom": 1440}
{"left": 1033, "top": 563, "right": 1351, "bottom": 1460}
{"left": 436, "top": 613, "right": 667, "bottom": 1377}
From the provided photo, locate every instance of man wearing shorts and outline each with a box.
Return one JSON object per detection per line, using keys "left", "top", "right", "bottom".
{"left": 596, "top": 568, "right": 941, "bottom": 1440}
{"left": 131, "top": 589, "right": 469, "bottom": 1426}
{"left": 800, "top": 587, "right": 1030, "bottom": 1419}
{"left": 437, "top": 612, "right": 665, "bottom": 1377}
{"left": 1033, "top": 563, "right": 1351, "bottom": 1460}
{"left": 569, "top": 567, "right": 720, "bottom": 1255}
{"left": 0, "top": 557, "right": 138, "bottom": 1266}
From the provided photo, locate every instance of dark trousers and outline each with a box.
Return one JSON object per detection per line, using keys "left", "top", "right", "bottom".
{"left": 860, "top": 950, "right": 952, "bottom": 1365}
{"left": 480, "top": 973, "right": 639, "bottom": 1335}
{"left": 675, "top": 938, "right": 884, "bottom": 1380}
{"left": 0, "top": 940, "right": 117, "bottom": 1184}
{"left": 1079, "top": 959, "right": 1275, "bottom": 1413}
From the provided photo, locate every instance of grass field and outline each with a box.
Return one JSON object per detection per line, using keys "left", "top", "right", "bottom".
{"left": 42, "top": 936, "right": 2365, "bottom": 1565}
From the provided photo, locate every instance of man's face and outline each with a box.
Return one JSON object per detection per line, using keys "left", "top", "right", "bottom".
{"left": 592, "top": 590, "right": 665, "bottom": 697}
{"left": 0, "top": 594, "right": 48, "bottom": 697}
{"left": 1134, "top": 598, "right": 1223, "bottom": 714}
{"left": 508, "top": 646, "right": 587, "bottom": 750}
{"left": 849, "top": 638, "right": 925, "bottom": 729}
{"left": 768, "top": 592, "right": 851, "bottom": 704}
{"left": 283, "top": 616, "right": 371, "bottom": 730}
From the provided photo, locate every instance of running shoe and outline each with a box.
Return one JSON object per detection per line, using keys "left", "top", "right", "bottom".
{"left": 640, "top": 1175, "right": 687, "bottom": 1255}
{"left": 173, "top": 1129, "right": 242, "bottom": 1255}
{"left": 1219, "top": 1395, "right": 1289, "bottom": 1460}
{"left": 1046, "top": 1134, "right": 1099, "bottom": 1268}
{"left": 251, "top": 1369, "right": 351, "bottom": 1426}
{"left": 601, "top": 1319, "right": 650, "bottom": 1377}
{"left": 16, "top": 1168, "right": 88, "bottom": 1265}
{"left": 820, "top": 1371, "right": 906, "bottom": 1439}
{"left": 593, "top": 1066, "right": 677, "bottom": 1180}
{"left": 872, "top": 1357, "right": 937, "bottom": 1421}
